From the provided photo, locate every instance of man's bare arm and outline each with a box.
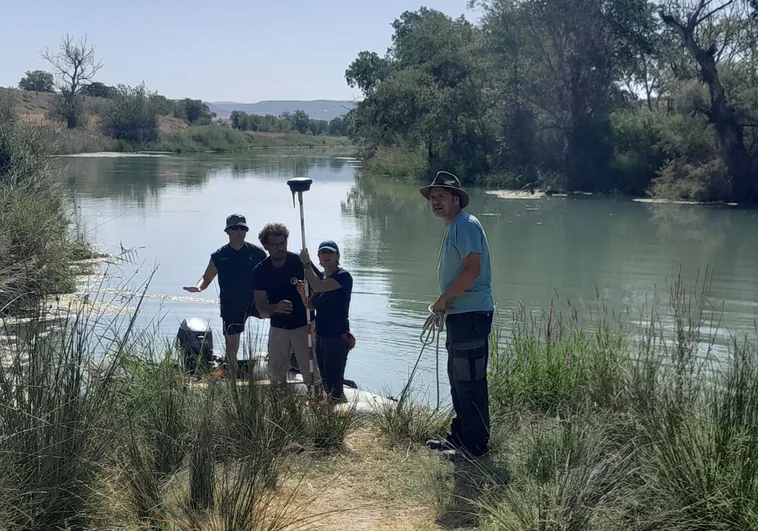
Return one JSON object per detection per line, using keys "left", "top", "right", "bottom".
{"left": 183, "top": 258, "right": 217, "bottom": 293}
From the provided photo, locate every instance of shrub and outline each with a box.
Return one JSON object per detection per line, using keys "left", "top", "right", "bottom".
{"left": 101, "top": 83, "right": 160, "bottom": 144}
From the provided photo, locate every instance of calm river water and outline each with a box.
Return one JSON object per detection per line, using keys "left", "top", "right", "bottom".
{"left": 61, "top": 151, "right": 758, "bottom": 397}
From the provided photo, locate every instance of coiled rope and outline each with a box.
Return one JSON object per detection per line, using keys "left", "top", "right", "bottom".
{"left": 397, "top": 304, "right": 445, "bottom": 411}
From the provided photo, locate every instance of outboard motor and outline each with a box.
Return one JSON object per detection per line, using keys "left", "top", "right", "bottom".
{"left": 175, "top": 317, "right": 215, "bottom": 375}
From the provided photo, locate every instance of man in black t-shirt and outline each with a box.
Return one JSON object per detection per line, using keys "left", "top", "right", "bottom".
{"left": 183, "top": 214, "right": 267, "bottom": 365}
{"left": 253, "top": 222, "right": 321, "bottom": 390}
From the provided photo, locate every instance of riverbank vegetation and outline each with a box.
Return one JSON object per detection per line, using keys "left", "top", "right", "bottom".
{"left": 0, "top": 93, "right": 95, "bottom": 316}
{"left": 2, "top": 268, "right": 756, "bottom": 529}
{"left": 346, "top": 1, "right": 758, "bottom": 203}
{"left": 8, "top": 34, "right": 352, "bottom": 156}
{"left": 4, "top": 83, "right": 351, "bottom": 156}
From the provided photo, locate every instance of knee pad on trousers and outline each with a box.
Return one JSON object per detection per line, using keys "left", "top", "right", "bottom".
{"left": 449, "top": 340, "right": 488, "bottom": 383}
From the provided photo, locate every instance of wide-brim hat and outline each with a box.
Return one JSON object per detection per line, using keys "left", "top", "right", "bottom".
{"left": 225, "top": 213, "right": 249, "bottom": 230}
{"left": 419, "top": 171, "right": 470, "bottom": 209}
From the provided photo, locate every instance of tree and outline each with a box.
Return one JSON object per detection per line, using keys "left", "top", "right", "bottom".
{"left": 174, "top": 98, "right": 214, "bottom": 124}
{"left": 80, "top": 82, "right": 113, "bottom": 98}
{"left": 100, "top": 83, "right": 159, "bottom": 143}
{"left": 40, "top": 34, "right": 104, "bottom": 128}
{"left": 347, "top": 8, "right": 495, "bottom": 177}
{"left": 328, "top": 117, "right": 345, "bottom": 136}
{"left": 660, "top": 0, "right": 758, "bottom": 202}
{"left": 345, "top": 51, "right": 390, "bottom": 96}
{"left": 490, "top": 0, "right": 654, "bottom": 190}
{"left": 18, "top": 71, "right": 54, "bottom": 93}
{"left": 291, "top": 110, "right": 310, "bottom": 134}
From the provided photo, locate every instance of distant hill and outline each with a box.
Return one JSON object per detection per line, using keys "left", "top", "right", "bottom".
{"left": 206, "top": 100, "right": 356, "bottom": 121}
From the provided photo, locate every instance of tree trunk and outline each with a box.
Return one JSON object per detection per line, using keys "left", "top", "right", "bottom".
{"left": 661, "top": 13, "right": 756, "bottom": 203}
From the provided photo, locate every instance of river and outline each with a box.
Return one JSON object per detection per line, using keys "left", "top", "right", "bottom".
{"left": 60, "top": 151, "right": 758, "bottom": 398}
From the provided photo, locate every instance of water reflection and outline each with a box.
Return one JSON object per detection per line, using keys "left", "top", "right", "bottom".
{"left": 345, "top": 176, "right": 758, "bottom": 335}
{"left": 61, "top": 156, "right": 212, "bottom": 205}
{"left": 61, "top": 153, "right": 355, "bottom": 206}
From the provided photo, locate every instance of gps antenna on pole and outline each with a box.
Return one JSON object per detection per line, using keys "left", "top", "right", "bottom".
{"left": 286, "top": 177, "right": 316, "bottom": 399}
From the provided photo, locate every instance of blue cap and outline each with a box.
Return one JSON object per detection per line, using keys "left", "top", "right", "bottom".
{"left": 318, "top": 240, "right": 339, "bottom": 253}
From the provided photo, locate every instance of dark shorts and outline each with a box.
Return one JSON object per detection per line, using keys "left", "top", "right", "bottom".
{"left": 221, "top": 302, "right": 260, "bottom": 337}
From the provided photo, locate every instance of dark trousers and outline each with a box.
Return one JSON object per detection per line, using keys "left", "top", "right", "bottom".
{"left": 445, "top": 311, "right": 493, "bottom": 457}
{"left": 316, "top": 335, "right": 349, "bottom": 400}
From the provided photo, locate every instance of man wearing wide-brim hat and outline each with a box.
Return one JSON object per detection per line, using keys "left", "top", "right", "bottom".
{"left": 420, "top": 171, "right": 495, "bottom": 463}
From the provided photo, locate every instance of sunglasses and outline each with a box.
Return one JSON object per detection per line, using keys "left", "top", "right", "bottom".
{"left": 227, "top": 226, "right": 248, "bottom": 232}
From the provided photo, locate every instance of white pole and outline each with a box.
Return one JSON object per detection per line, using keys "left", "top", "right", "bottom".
{"left": 297, "top": 191, "right": 316, "bottom": 399}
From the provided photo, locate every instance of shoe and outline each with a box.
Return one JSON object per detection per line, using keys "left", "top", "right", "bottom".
{"left": 440, "top": 449, "right": 466, "bottom": 463}
{"left": 426, "top": 439, "right": 453, "bottom": 452}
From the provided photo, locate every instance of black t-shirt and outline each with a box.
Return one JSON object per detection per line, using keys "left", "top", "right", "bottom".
{"left": 210, "top": 242, "right": 267, "bottom": 310}
{"left": 253, "top": 252, "right": 312, "bottom": 330}
{"left": 312, "top": 268, "right": 352, "bottom": 337}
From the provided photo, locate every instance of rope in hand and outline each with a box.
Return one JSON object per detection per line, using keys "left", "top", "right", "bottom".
{"left": 398, "top": 304, "right": 445, "bottom": 411}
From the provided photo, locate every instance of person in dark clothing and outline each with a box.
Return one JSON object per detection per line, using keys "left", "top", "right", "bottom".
{"left": 183, "top": 213, "right": 267, "bottom": 366}
{"left": 253, "top": 223, "right": 321, "bottom": 392}
{"left": 420, "top": 171, "right": 495, "bottom": 463}
{"left": 298, "top": 240, "right": 354, "bottom": 402}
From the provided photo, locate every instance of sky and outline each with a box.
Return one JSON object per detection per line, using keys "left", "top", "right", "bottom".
{"left": 1, "top": 0, "right": 479, "bottom": 103}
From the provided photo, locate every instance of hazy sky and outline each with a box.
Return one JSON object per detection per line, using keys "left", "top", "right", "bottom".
{"left": 1, "top": 0, "right": 478, "bottom": 103}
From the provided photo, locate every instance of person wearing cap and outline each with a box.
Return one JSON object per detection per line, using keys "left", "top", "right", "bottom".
{"left": 298, "top": 241, "right": 354, "bottom": 402}
{"left": 183, "top": 214, "right": 267, "bottom": 367}
{"left": 419, "top": 171, "right": 494, "bottom": 462}
{"left": 253, "top": 223, "right": 322, "bottom": 392}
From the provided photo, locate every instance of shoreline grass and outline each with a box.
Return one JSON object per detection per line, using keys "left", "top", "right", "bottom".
{"left": 36, "top": 123, "right": 355, "bottom": 156}
{"left": 2, "top": 266, "right": 757, "bottom": 530}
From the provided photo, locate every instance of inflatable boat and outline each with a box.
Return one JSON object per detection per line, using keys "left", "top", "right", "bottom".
{"left": 174, "top": 317, "right": 395, "bottom": 414}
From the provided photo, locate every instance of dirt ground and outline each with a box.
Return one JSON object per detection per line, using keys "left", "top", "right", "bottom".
{"left": 275, "top": 427, "right": 494, "bottom": 531}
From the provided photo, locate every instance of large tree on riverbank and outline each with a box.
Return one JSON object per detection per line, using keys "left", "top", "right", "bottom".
{"left": 659, "top": 0, "right": 758, "bottom": 203}
{"left": 41, "top": 34, "right": 104, "bottom": 129}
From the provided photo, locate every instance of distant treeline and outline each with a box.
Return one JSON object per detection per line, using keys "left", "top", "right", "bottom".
{"left": 230, "top": 110, "right": 348, "bottom": 137}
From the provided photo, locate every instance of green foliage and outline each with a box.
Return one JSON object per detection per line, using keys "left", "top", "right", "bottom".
{"left": 100, "top": 83, "right": 160, "bottom": 144}
{"left": 346, "top": 51, "right": 390, "bottom": 95}
{"left": 80, "top": 81, "right": 114, "bottom": 98}
{"left": 18, "top": 70, "right": 55, "bottom": 93}
{"left": 475, "top": 271, "right": 758, "bottom": 529}
{"left": 347, "top": 1, "right": 758, "bottom": 202}
{"left": 0, "top": 116, "right": 86, "bottom": 313}
{"left": 173, "top": 98, "right": 215, "bottom": 125}
{"left": 360, "top": 145, "right": 429, "bottom": 180}
{"left": 650, "top": 113, "right": 730, "bottom": 202}
{"left": 375, "top": 384, "right": 452, "bottom": 447}
{"left": 152, "top": 124, "right": 352, "bottom": 154}
{"left": 610, "top": 110, "right": 672, "bottom": 195}
{"left": 230, "top": 109, "right": 347, "bottom": 136}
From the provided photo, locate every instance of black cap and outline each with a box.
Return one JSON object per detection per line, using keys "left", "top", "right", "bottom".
{"left": 318, "top": 240, "right": 339, "bottom": 253}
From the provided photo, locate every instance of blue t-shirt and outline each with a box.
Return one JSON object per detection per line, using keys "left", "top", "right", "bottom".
{"left": 311, "top": 268, "right": 352, "bottom": 337}
{"left": 438, "top": 211, "right": 494, "bottom": 314}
